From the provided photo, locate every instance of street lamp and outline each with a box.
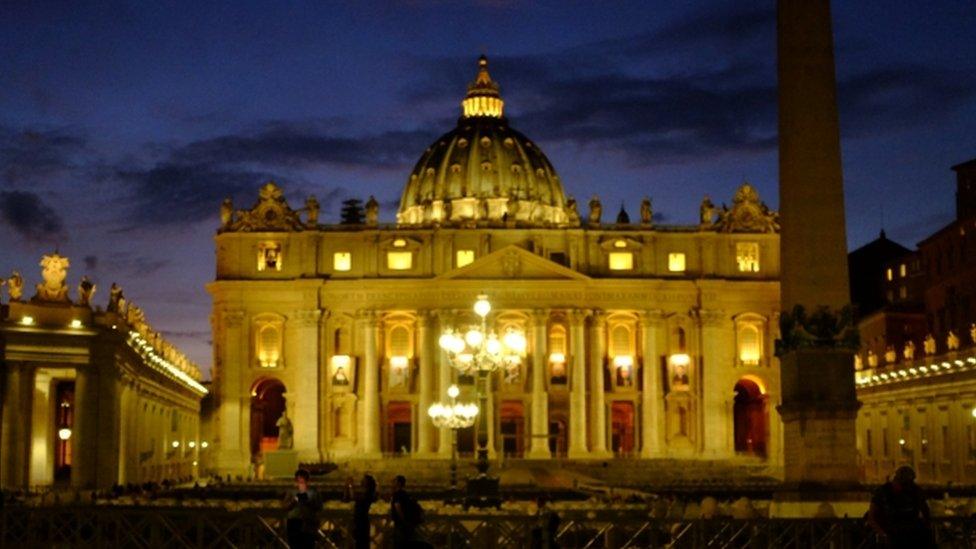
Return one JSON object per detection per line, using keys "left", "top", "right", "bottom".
{"left": 438, "top": 294, "right": 526, "bottom": 508}
{"left": 428, "top": 384, "right": 478, "bottom": 499}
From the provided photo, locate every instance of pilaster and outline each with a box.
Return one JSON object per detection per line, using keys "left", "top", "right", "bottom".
{"left": 415, "top": 311, "right": 435, "bottom": 456}
{"left": 527, "top": 309, "right": 551, "bottom": 458}
{"left": 290, "top": 309, "right": 322, "bottom": 463}
{"left": 568, "top": 308, "right": 589, "bottom": 458}
{"left": 357, "top": 310, "right": 381, "bottom": 458}
{"left": 589, "top": 311, "right": 611, "bottom": 457}
{"left": 639, "top": 310, "right": 665, "bottom": 458}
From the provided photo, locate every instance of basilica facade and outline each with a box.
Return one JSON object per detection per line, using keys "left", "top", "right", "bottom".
{"left": 209, "top": 57, "right": 783, "bottom": 476}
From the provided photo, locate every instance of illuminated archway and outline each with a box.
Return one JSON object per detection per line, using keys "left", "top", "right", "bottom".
{"left": 250, "top": 378, "right": 286, "bottom": 458}
{"left": 733, "top": 378, "right": 767, "bottom": 458}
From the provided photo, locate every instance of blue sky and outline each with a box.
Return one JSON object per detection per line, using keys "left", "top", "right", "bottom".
{"left": 2, "top": 1, "right": 974, "bottom": 373}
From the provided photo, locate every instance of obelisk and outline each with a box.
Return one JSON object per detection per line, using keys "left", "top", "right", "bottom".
{"left": 776, "top": 0, "right": 861, "bottom": 503}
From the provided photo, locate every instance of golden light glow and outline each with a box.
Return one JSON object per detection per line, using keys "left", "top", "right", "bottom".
{"left": 738, "top": 324, "right": 761, "bottom": 366}
{"left": 331, "top": 354, "right": 351, "bottom": 371}
{"left": 886, "top": 268, "right": 893, "bottom": 281}
{"left": 668, "top": 253, "right": 686, "bottom": 272}
{"left": 171, "top": 440, "right": 180, "bottom": 448}
{"left": 462, "top": 95, "right": 504, "bottom": 118}
{"left": 613, "top": 239, "right": 627, "bottom": 248}
{"left": 333, "top": 252, "right": 351, "bottom": 271}
{"left": 257, "top": 242, "right": 282, "bottom": 272}
{"left": 670, "top": 353, "right": 691, "bottom": 367}
{"left": 393, "top": 238, "right": 407, "bottom": 247}
{"left": 69, "top": 319, "right": 83, "bottom": 329}
{"left": 387, "top": 251, "right": 413, "bottom": 270}
{"left": 899, "top": 263, "right": 907, "bottom": 277}
{"left": 474, "top": 294, "right": 491, "bottom": 318}
{"left": 608, "top": 252, "right": 634, "bottom": 271}
{"left": 21, "top": 316, "right": 34, "bottom": 326}
{"left": 549, "top": 352, "right": 566, "bottom": 364}
{"left": 613, "top": 355, "right": 634, "bottom": 368}
{"left": 257, "top": 324, "right": 281, "bottom": 368}
{"left": 390, "top": 355, "right": 409, "bottom": 369}
{"left": 456, "top": 249, "right": 475, "bottom": 268}
{"left": 736, "top": 242, "right": 760, "bottom": 272}
{"left": 447, "top": 384, "right": 460, "bottom": 399}
{"left": 57, "top": 428, "right": 72, "bottom": 441}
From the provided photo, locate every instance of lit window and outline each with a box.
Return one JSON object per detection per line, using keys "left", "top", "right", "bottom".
{"left": 886, "top": 268, "right": 893, "bottom": 281}
{"left": 548, "top": 325, "right": 568, "bottom": 384}
{"left": 387, "top": 251, "right": 413, "bottom": 270}
{"left": 610, "top": 325, "right": 632, "bottom": 357}
{"left": 613, "top": 239, "right": 627, "bottom": 248}
{"left": 668, "top": 253, "right": 686, "bottom": 272}
{"left": 257, "top": 242, "right": 282, "bottom": 272}
{"left": 608, "top": 252, "right": 633, "bottom": 271}
{"left": 393, "top": 238, "right": 407, "bottom": 248}
{"left": 256, "top": 323, "right": 281, "bottom": 368}
{"left": 738, "top": 324, "right": 761, "bottom": 366}
{"left": 456, "top": 249, "right": 475, "bottom": 268}
{"left": 333, "top": 252, "right": 351, "bottom": 272}
{"left": 899, "top": 263, "right": 907, "bottom": 277}
{"left": 736, "top": 242, "right": 760, "bottom": 272}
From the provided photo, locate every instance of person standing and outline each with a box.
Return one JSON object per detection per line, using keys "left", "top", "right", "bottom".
{"left": 389, "top": 475, "right": 430, "bottom": 548}
{"left": 867, "top": 466, "right": 935, "bottom": 548}
{"left": 284, "top": 469, "right": 321, "bottom": 549}
{"left": 344, "top": 474, "right": 378, "bottom": 549}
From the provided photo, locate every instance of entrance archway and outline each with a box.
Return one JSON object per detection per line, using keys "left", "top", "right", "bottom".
{"left": 500, "top": 401, "right": 525, "bottom": 458}
{"left": 548, "top": 417, "right": 567, "bottom": 457}
{"left": 250, "top": 378, "right": 286, "bottom": 457}
{"left": 733, "top": 377, "right": 767, "bottom": 458}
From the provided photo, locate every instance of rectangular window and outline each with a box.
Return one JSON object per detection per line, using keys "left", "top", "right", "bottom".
{"left": 608, "top": 252, "right": 633, "bottom": 271}
{"left": 456, "top": 249, "right": 475, "bottom": 268}
{"left": 257, "top": 242, "right": 282, "bottom": 272}
{"left": 899, "top": 263, "right": 907, "bottom": 277}
{"left": 866, "top": 428, "right": 873, "bottom": 457}
{"left": 668, "top": 253, "right": 686, "bottom": 272}
{"left": 387, "top": 251, "right": 413, "bottom": 270}
{"left": 886, "top": 268, "right": 893, "bottom": 281}
{"left": 735, "top": 242, "right": 760, "bottom": 272}
{"left": 333, "top": 252, "right": 352, "bottom": 272}
{"left": 883, "top": 427, "right": 889, "bottom": 457}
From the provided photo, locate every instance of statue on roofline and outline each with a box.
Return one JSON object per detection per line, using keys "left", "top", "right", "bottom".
{"left": 365, "top": 195, "right": 379, "bottom": 226}
{"left": 588, "top": 195, "right": 602, "bottom": 224}
{"left": 640, "top": 197, "right": 653, "bottom": 225}
{"left": 77, "top": 276, "right": 96, "bottom": 307}
{"left": 305, "top": 196, "right": 319, "bottom": 227}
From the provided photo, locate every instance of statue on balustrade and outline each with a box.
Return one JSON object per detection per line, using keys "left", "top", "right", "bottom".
{"left": 588, "top": 195, "right": 602, "bottom": 224}
{"left": 365, "top": 195, "right": 379, "bottom": 226}
{"left": 970, "top": 323, "right": 976, "bottom": 345}
{"left": 867, "top": 349, "right": 878, "bottom": 368}
{"left": 7, "top": 271, "right": 22, "bottom": 301}
{"left": 220, "top": 198, "right": 234, "bottom": 228}
{"left": 77, "top": 276, "right": 96, "bottom": 307}
{"left": 923, "top": 334, "right": 937, "bottom": 355}
{"left": 699, "top": 195, "right": 716, "bottom": 225}
{"left": 565, "top": 196, "right": 580, "bottom": 224}
{"left": 884, "top": 345, "right": 897, "bottom": 364}
{"left": 276, "top": 410, "right": 294, "bottom": 450}
{"left": 903, "top": 340, "right": 916, "bottom": 360}
{"left": 640, "top": 197, "right": 653, "bottom": 225}
{"left": 948, "top": 331, "right": 960, "bottom": 351}
{"left": 306, "top": 196, "right": 320, "bottom": 227}
{"left": 34, "top": 253, "right": 70, "bottom": 302}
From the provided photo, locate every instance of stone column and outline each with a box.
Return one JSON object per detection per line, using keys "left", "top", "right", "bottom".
{"left": 29, "top": 370, "right": 53, "bottom": 486}
{"left": 72, "top": 365, "right": 99, "bottom": 488}
{"left": 699, "top": 309, "right": 733, "bottom": 458}
{"left": 292, "top": 309, "right": 322, "bottom": 462}
{"left": 589, "top": 311, "right": 610, "bottom": 457}
{"left": 1, "top": 365, "right": 32, "bottom": 489}
{"left": 527, "top": 309, "right": 551, "bottom": 458}
{"left": 436, "top": 311, "right": 454, "bottom": 458}
{"left": 639, "top": 310, "right": 665, "bottom": 458}
{"left": 215, "top": 310, "right": 248, "bottom": 475}
{"left": 777, "top": 0, "right": 860, "bottom": 492}
{"left": 93, "top": 340, "right": 122, "bottom": 487}
{"left": 358, "top": 311, "right": 381, "bottom": 458}
{"left": 568, "top": 309, "right": 589, "bottom": 458}
{"left": 416, "top": 311, "right": 435, "bottom": 456}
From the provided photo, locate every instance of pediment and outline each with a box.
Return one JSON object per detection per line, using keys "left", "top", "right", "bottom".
{"left": 438, "top": 245, "right": 589, "bottom": 281}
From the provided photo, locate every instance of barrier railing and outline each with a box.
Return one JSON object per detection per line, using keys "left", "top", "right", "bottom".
{"left": 1, "top": 505, "right": 973, "bottom": 548}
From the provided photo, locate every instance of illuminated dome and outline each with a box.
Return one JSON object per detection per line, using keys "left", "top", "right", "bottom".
{"left": 397, "top": 56, "right": 572, "bottom": 227}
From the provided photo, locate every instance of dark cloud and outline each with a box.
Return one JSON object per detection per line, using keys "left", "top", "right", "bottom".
{"left": 0, "top": 190, "right": 65, "bottom": 242}
{"left": 99, "top": 251, "right": 171, "bottom": 277}
{"left": 0, "top": 126, "right": 87, "bottom": 185}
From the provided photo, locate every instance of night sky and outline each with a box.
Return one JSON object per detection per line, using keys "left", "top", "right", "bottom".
{"left": 2, "top": 1, "right": 974, "bottom": 374}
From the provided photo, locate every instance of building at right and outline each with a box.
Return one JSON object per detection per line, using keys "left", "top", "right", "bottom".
{"left": 853, "top": 157, "right": 976, "bottom": 484}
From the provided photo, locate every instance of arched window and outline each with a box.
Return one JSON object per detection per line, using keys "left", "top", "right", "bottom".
{"left": 256, "top": 323, "right": 282, "bottom": 368}
{"left": 548, "top": 324, "right": 568, "bottom": 384}
{"left": 610, "top": 325, "right": 631, "bottom": 357}
{"left": 389, "top": 325, "right": 410, "bottom": 357}
{"left": 738, "top": 324, "right": 761, "bottom": 366}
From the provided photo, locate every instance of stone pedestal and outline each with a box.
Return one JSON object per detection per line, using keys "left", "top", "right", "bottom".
{"left": 264, "top": 450, "right": 300, "bottom": 479}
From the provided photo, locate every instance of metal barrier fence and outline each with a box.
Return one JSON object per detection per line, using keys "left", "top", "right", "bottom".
{"left": 1, "top": 506, "right": 974, "bottom": 548}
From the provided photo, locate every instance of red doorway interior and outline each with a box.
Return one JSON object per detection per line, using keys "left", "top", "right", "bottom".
{"left": 386, "top": 401, "right": 412, "bottom": 455}
{"left": 611, "top": 401, "right": 635, "bottom": 454}
{"left": 500, "top": 401, "right": 525, "bottom": 458}
{"left": 733, "top": 378, "right": 768, "bottom": 458}
{"left": 250, "top": 378, "right": 286, "bottom": 457}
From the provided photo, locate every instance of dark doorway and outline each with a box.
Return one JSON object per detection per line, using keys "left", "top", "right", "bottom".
{"left": 611, "top": 401, "right": 635, "bottom": 454}
{"left": 250, "top": 378, "right": 286, "bottom": 458}
{"left": 549, "top": 418, "right": 567, "bottom": 457}
{"left": 386, "top": 401, "right": 412, "bottom": 455}
{"left": 54, "top": 381, "right": 74, "bottom": 483}
{"left": 733, "top": 378, "right": 768, "bottom": 458}
{"left": 500, "top": 401, "right": 525, "bottom": 458}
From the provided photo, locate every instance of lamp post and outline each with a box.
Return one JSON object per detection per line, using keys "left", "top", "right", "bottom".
{"left": 428, "top": 384, "right": 478, "bottom": 499}
{"left": 438, "top": 294, "right": 526, "bottom": 508}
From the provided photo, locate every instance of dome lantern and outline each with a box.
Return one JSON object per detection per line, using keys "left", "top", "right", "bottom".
{"left": 462, "top": 55, "right": 504, "bottom": 119}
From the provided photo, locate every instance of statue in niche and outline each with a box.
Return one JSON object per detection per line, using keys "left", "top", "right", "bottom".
{"left": 588, "top": 195, "right": 602, "bottom": 224}
{"left": 565, "top": 196, "right": 580, "bottom": 224}
{"left": 365, "top": 195, "right": 379, "bottom": 226}
{"left": 700, "top": 195, "right": 716, "bottom": 225}
{"left": 34, "top": 253, "right": 70, "bottom": 302}
{"left": 276, "top": 410, "right": 294, "bottom": 450}
{"left": 305, "top": 196, "right": 319, "bottom": 226}
{"left": 923, "top": 334, "right": 937, "bottom": 355}
{"left": 948, "top": 331, "right": 960, "bottom": 351}
{"left": 616, "top": 364, "right": 633, "bottom": 386}
{"left": 77, "top": 276, "right": 96, "bottom": 307}
{"left": 854, "top": 354, "right": 863, "bottom": 370}
{"left": 220, "top": 198, "right": 234, "bottom": 228}
{"left": 550, "top": 361, "right": 567, "bottom": 385}
{"left": 671, "top": 364, "right": 690, "bottom": 390}
{"left": 389, "top": 363, "right": 407, "bottom": 388}
{"left": 884, "top": 345, "right": 896, "bottom": 364}
{"left": 867, "top": 349, "right": 878, "bottom": 368}
{"left": 903, "top": 340, "right": 916, "bottom": 360}
{"left": 7, "top": 271, "right": 23, "bottom": 302}
{"left": 333, "top": 365, "right": 349, "bottom": 386}
{"left": 504, "top": 363, "right": 520, "bottom": 384}
{"left": 971, "top": 323, "right": 976, "bottom": 345}
{"left": 640, "top": 197, "right": 653, "bottom": 225}
{"left": 107, "top": 282, "right": 124, "bottom": 313}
